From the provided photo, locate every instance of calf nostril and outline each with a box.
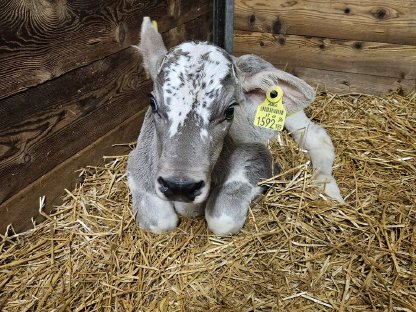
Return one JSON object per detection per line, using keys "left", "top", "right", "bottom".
{"left": 157, "top": 177, "right": 167, "bottom": 186}
{"left": 191, "top": 181, "right": 205, "bottom": 194}
{"left": 157, "top": 177, "right": 170, "bottom": 193}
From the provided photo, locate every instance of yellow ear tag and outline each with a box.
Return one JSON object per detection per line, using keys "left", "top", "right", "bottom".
{"left": 151, "top": 20, "right": 158, "bottom": 32}
{"left": 253, "top": 86, "right": 286, "bottom": 131}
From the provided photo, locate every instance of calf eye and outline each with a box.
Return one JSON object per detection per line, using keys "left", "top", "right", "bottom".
{"left": 225, "top": 103, "right": 238, "bottom": 120}
{"left": 149, "top": 95, "right": 158, "bottom": 113}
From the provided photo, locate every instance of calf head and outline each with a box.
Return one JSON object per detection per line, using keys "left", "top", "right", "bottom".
{"left": 139, "top": 18, "right": 243, "bottom": 204}
{"left": 138, "top": 17, "right": 314, "bottom": 205}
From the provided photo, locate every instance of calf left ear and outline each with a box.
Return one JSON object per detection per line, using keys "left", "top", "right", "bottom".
{"left": 235, "top": 54, "right": 315, "bottom": 114}
{"left": 137, "top": 17, "right": 167, "bottom": 81}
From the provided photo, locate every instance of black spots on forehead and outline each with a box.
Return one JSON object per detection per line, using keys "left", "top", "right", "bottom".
{"left": 206, "top": 88, "right": 220, "bottom": 99}
{"left": 187, "top": 40, "right": 232, "bottom": 60}
{"left": 213, "top": 45, "right": 233, "bottom": 62}
{"left": 201, "top": 52, "right": 211, "bottom": 61}
{"left": 220, "top": 64, "right": 236, "bottom": 85}
{"left": 179, "top": 72, "right": 185, "bottom": 82}
{"left": 158, "top": 42, "right": 237, "bottom": 101}
{"left": 191, "top": 98, "right": 198, "bottom": 110}
{"left": 158, "top": 48, "right": 190, "bottom": 80}
{"left": 167, "top": 48, "right": 191, "bottom": 62}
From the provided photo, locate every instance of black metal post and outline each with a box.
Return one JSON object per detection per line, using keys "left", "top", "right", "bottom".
{"left": 213, "top": 0, "right": 234, "bottom": 53}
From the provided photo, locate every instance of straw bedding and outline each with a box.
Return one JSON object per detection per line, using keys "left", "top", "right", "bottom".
{"left": 1, "top": 92, "right": 415, "bottom": 311}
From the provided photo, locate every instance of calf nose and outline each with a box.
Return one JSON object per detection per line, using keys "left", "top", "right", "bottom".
{"left": 157, "top": 177, "right": 205, "bottom": 202}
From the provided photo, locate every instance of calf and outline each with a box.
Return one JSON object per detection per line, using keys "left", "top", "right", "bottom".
{"left": 127, "top": 17, "right": 344, "bottom": 235}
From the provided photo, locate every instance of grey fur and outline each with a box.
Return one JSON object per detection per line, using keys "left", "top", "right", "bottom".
{"left": 127, "top": 17, "right": 344, "bottom": 236}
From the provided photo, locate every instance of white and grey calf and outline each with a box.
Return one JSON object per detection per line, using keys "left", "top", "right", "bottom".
{"left": 127, "top": 17, "right": 344, "bottom": 235}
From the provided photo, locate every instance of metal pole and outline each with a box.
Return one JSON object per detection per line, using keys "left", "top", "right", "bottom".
{"left": 213, "top": 0, "right": 234, "bottom": 54}
{"left": 224, "top": 0, "right": 234, "bottom": 54}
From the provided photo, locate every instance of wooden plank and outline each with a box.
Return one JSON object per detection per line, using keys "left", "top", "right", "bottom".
{"left": 0, "top": 0, "right": 211, "bottom": 99}
{"left": 234, "top": 0, "right": 416, "bottom": 45}
{"left": 290, "top": 67, "right": 415, "bottom": 95}
{"left": 233, "top": 30, "right": 416, "bottom": 79}
{"left": 0, "top": 47, "right": 147, "bottom": 206}
{"left": 0, "top": 108, "right": 147, "bottom": 234}
{"left": 157, "top": 0, "right": 211, "bottom": 33}
{"left": 162, "top": 13, "right": 213, "bottom": 48}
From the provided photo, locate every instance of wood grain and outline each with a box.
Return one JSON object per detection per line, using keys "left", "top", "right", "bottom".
{"left": 233, "top": 30, "right": 416, "bottom": 79}
{"left": 234, "top": 0, "right": 416, "bottom": 45}
{"left": 290, "top": 67, "right": 415, "bottom": 95}
{"left": 0, "top": 47, "right": 147, "bottom": 206}
{"left": 162, "top": 12, "right": 213, "bottom": 48}
{"left": 0, "top": 107, "right": 148, "bottom": 234}
{"left": 0, "top": 0, "right": 211, "bottom": 99}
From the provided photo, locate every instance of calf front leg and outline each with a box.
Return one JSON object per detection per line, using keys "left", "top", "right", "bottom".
{"left": 205, "top": 144, "right": 272, "bottom": 235}
{"left": 127, "top": 175, "right": 178, "bottom": 234}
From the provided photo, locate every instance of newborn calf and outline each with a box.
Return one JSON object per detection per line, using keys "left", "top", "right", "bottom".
{"left": 127, "top": 17, "right": 344, "bottom": 235}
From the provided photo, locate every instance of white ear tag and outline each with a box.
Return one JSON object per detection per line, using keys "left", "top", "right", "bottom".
{"left": 253, "top": 86, "right": 286, "bottom": 131}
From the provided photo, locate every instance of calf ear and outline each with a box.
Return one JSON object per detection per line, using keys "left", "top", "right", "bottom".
{"left": 235, "top": 54, "right": 315, "bottom": 114}
{"left": 137, "top": 17, "right": 167, "bottom": 81}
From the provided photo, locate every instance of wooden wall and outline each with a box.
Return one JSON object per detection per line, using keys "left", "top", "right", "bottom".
{"left": 0, "top": 0, "right": 212, "bottom": 233}
{"left": 234, "top": 0, "right": 416, "bottom": 94}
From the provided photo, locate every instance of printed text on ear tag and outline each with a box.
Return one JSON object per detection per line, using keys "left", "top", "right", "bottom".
{"left": 253, "top": 86, "right": 286, "bottom": 131}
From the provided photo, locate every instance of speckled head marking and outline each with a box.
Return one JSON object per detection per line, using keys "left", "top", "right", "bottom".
{"left": 155, "top": 41, "right": 238, "bottom": 138}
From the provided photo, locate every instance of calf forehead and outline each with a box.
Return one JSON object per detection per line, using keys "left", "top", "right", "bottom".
{"left": 157, "top": 42, "right": 236, "bottom": 137}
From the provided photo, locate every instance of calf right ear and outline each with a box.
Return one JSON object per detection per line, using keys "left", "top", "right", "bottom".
{"left": 235, "top": 54, "right": 315, "bottom": 114}
{"left": 137, "top": 17, "right": 167, "bottom": 81}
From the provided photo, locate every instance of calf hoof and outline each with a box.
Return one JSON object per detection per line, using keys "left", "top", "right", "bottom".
{"left": 138, "top": 213, "right": 179, "bottom": 234}
{"left": 206, "top": 214, "right": 244, "bottom": 236}
{"left": 315, "top": 173, "right": 345, "bottom": 204}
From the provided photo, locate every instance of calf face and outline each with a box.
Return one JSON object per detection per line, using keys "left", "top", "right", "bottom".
{"left": 140, "top": 19, "right": 243, "bottom": 204}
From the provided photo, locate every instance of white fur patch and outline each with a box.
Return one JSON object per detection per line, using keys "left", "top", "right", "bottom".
{"left": 206, "top": 214, "right": 242, "bottom": 236}
{"left": 251, "top": 186, "right": 264, "bottom": 201}
{"left": 200, "top": 128, "right": 208, "bottom": 140}
{"left": 161, "top": 42, "right": 233, "bottom": 137}
{"left": 148, "top": 217, "right": 178, "bottom": 234}
{"left": 173, "top": 201, "right": 203, "bottom": 217}
{"left": 224, "top": 168, "right": 249, "bottom": 185}
{"left": 139, "top": 194, "right": 178, "bottom": 234}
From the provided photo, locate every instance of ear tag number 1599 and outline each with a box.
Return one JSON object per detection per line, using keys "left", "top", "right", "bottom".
{"left": 253, "top": 86, "right": 286, "bottom": 131}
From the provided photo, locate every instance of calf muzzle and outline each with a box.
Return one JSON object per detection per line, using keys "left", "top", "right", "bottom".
{"left": 157, "top": 176, "right": 205, "bottom": 202}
